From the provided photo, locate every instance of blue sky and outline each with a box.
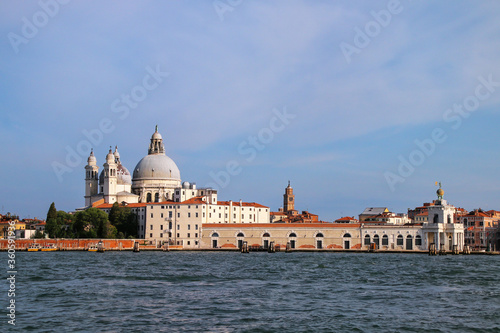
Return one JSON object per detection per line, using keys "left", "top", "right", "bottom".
{"left": 1, "top": 0, "right": 500, "bottom": 221}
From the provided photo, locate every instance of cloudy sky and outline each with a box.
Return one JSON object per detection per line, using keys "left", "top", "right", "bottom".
{"left": 1, "top": 0, "right": 500, "bottom": 221}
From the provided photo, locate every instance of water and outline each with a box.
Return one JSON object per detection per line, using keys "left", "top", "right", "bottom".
{"left": 4, "top": 252, "right": 500, "bottom": 332}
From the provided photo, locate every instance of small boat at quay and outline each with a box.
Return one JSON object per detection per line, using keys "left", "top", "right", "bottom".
{"left": 88, "top": 244, "right": 98, "bottom": 252}
{"left": 27, "top": 244, "right": 41, "bottom": 251}
{"left": 40, "top": 244, "right": 58, "bottom": 251}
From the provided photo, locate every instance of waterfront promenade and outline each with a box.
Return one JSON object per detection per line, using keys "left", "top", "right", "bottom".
{"left": 1, "top": 239, "right": 498, "bottom": 254}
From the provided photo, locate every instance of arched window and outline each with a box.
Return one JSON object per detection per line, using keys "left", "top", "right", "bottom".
{"left": 289, "top": 233, "right": 297, "bottom": 238}
{"left": 447, "top": 215, "right": 451, "bottom": 224}
{"left": 382, "top": 234, "right": 389, "bottom": 246}
{"left": 373, "top": 234, "right": 380, "bottom": 246}
{"left": 343, "top": 233, "right": 351, "bottom": 238}
{"left": 146, "top": 193, "right": 152, "bottom": 203}
{"left": 237, "top": 232, "right": 244, "bottom": 237}
{"left": 415, "top": 235, "right": 422, "bottom": 246}
{"left": 397, "top": 234, "right": 404, "bottom": 246}
{"left": 433, "top": 214, "right": 439, "bottom": 224}
{"left": 263, "top": 233, "right": 270, "bottom": 237}
{"left": 211, "top": 233, "right": 219, "bottom": 237}
{"left": 316, "top": 233, "right": 324, "bottom": 238}
{"left": 364, "top": 234, "right": 371, "bottom": 245}
{"left": 154, "top": 193, "right": 160, "bottom": 202}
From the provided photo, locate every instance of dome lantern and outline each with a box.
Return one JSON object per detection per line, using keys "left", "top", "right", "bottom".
{"left": 148, "top": 125, "right": 165, "bottom": 154}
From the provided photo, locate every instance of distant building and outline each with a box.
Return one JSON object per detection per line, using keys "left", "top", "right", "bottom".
{"left": 359, "top": 207, "right": 390, "bottom": 222}
{"left": 459, "top": 209, "right": 500, "bottom": 251}
{"left": 362, "top": 212, "right": 410, "bottom": 225}
{"left": 271, "top": 182, "right": 321, "bottom": 223}
{"left": 334, "top": 217, "right": 358, "bottom": 223}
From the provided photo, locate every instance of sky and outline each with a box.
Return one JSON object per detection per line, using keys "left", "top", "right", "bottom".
{"left": 1, "top": 0, "right": 500, "bottom": 221}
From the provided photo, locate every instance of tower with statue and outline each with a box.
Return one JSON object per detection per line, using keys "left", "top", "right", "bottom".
{"left": 421, "top": 182, "right": 465, "bottom": 253}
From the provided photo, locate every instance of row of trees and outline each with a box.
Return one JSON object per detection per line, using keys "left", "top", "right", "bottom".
{"left": 45, "top": 202, "right": 138, "bottom": 239}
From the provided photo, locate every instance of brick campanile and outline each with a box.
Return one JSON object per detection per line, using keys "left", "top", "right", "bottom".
{"left": 283, "top": 181, "right": 295, "bottom": 213}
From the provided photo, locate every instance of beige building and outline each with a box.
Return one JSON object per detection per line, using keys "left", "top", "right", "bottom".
{"left": 137, "top": 191, "right": 269, "bottom": 248}
{"left": 201, "top": 222, "right": 426, "bottom": 251}
{"left": 201, "top": 223, "right": 362, "bottom": 250}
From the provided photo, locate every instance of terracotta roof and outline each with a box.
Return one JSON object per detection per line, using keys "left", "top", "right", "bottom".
{"left": 462, "top": 211, "right": 491, "bottom": 218}
{"left": 335, "top": 216, "right": 358, "bottom": 222}
{"left": 178, "top": 197, "right": 205, "bottom": 205}
{"left": 217, "top": 201, "right": 268, "bottom": 208}
{"left": 94, "top": 202, "right": 148, "bottom": 209}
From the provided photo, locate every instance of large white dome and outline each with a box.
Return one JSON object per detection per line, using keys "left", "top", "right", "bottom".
{"left": 132, "top": 154, "right": 181, "bottom": 181}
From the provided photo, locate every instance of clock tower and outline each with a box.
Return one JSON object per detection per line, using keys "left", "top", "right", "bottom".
{"left": 283, "top": 181, "right": 295, "bottom": 213}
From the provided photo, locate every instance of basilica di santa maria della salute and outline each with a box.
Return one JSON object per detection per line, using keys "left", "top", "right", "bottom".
{"left": 85, "top": 126, "right": 188, "bottom": 207}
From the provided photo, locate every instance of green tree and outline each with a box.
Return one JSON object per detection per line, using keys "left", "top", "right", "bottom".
{"left": 73, "top": 208, "right": 109, "bottom": 238}
{"left": 45, "top": 202, "right": 59, "bottom": 238}
{"left": 32, "top": 230, "right": 45, "bottom": 239}
{"left": 55, "top": 211, "right": 75, "bottom": 238}
{"left": 108, "top": 202, "right": 138, "bottom": 238}
{"left": 47, "top": 202, "right": 57, "bottom": 220}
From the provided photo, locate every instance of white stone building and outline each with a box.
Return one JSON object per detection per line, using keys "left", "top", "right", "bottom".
{"left": 421, "top": 187, "right": 465, "bottom": 252}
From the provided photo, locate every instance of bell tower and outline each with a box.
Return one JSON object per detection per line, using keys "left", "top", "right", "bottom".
{"left": 103, "top": 146, "right": 117, "bottom": 203}
{"left": 283, "top": 181, "right": 295, "bottom": 213}
{"left": 85, "top": 149, "right": 99, "bottom": 207}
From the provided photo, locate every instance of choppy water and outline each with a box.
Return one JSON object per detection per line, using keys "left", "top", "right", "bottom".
{"left": 3, "top": 252, "right": 500, "bottom": 332}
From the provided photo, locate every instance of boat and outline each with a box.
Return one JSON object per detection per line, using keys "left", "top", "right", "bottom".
{"left": 27, "top": 244, "right": 41, "bottom": 252}
{"left": 88, "top": 244, "right": 98, "bottom": 252}
{"left": 41, "top": 244, "right": 58, "bottom": 251}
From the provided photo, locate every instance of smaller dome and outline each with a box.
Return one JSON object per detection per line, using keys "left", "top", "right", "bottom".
{"left": 87, "top": 149, "right": 96, "bottom": 165}
{"left": 152, "top": 125, "right": 162, "bottom": 140}
{"left": 152, "top": 131, "right": 162, "bottom": 140}
{"left": 106, "top": 147, "right": 115, "bottom": 163}
{"left": 183, "top": 181, "right": 190, "bottom": 189}
{"left": 99, "top": 164, "right": 132, "bottom": 185}
{"left": 117, "top": 164, "right": 132, "bottom": 185}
